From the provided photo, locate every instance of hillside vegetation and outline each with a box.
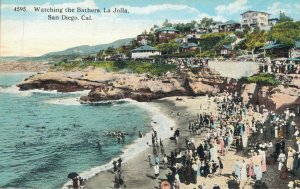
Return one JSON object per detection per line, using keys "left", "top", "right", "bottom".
{"left": 240, "top": 73, "right": 281, "bottom": 86}
{"left": 52, "top": 60, "right": 177, "bottom": 76}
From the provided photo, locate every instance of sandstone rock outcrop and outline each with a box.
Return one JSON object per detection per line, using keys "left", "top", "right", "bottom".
{"left": 17, "top": 68, "right": 235, "bottom": 102}
{"left": 241, "top": 82, "right": 300, "bottom": 112}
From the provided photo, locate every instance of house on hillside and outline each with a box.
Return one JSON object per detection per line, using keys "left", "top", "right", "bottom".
{"left": 241, "top": 11, "right": 271, "bottom": 30}
{"left": 190, "top": 27, "right": 207, "bottom": 36}
{"left": 180, "top": 43, "right": 198, "bottom": 53}
{"left": 82, "top": 56, "right": 96, "bottom": 61}
{"left": 217, "top": 45, "right": 233, "bottom": 57}
{"left": 185, "top": 27, "right": 206, "bottom": 42}
{"left": 155, "top": 27, "right": 180, "bottom": 43}
{"left": 219, "top": 20, "right": 241, "bottom": 32}
{"left": 131, "top": 45, "right": 161, "bottom": 59}
{"left": 208, "top": 21, "right": 223, "bottom": 33}
{"left": 260, "top": 43, "right": 289, "bottom": 58}
{"left": 291, "top": 41, "right": 300, "bottom": 58}
{"left": 137, "top": 34, "right": 150, "bottom": 45}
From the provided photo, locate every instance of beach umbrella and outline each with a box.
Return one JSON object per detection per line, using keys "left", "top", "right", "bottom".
{"left": 68, "top": 172, "right": 78, "bottom": 179}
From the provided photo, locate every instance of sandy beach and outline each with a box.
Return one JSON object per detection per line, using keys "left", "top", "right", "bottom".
{"left": 82, "top": 95, "right": 266, "bottom": 189}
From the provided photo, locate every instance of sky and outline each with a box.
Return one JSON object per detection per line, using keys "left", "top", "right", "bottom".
{"left": 1, "top": 0, "right": 300, "bottom": 57}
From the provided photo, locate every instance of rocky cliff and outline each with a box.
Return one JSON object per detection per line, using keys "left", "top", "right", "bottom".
{"left": 240, "top": 74, "right": 300, "bottom": 112}
{"left": 17, "top": 68, "right": 236, "bottom": 103}
{"left": 16, "top": 67, "right": 300, "bottom": 112}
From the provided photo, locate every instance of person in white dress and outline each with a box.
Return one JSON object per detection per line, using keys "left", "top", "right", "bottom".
{"left": 286, "top": 148, "right": 295, "bottom": 171}
{"left": 209, "top": 145, "right": 219, "bottom": 162}
{"left": 240, "top": 160, "right": 247, "bottom": 181}
{"left": 274, "top": 126, "right": 278, "bottom": 138}
{"left": 293, "top": 127, "right": 299, "bottom": 137}
{"left": 277, "top": 151, "right": 286, "bottom": 171}
{"left": 297, "top": 138, "right": 300, "bottom": 152}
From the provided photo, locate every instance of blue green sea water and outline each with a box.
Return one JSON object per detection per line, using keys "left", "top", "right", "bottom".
{"left": 0, "top": 73, "right": 174, "bottom": 189}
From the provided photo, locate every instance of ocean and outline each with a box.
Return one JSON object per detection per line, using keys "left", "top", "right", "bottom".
{"left": 0, "top": 73, "right": 174, "bottom": 189}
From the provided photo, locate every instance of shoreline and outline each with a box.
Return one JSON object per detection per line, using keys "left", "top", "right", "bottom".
{"left": 82, "top": 95, "right": 271, "bottom": 189}
{"left": 62, "top": 99, "right": 177, "bottom": 189}
{"left": 83, "top": 96, "right": 216, "bottom": 189}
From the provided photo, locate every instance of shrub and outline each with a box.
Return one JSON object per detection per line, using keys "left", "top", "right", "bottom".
{"left": 240, "top": 73, "right": 280, "bottom": 87}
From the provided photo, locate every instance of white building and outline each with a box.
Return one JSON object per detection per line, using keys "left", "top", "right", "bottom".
{"left": 291, "top": 41, "right": 300, "bottom": 58}
{"left": 131, "top": 45, "right": 161, "bottom": 59}
{"left": 209, "top": 21, "right": 223, "bottom": 33}
{"left": 241, "top": 11, "right": 271, "bottom": 30}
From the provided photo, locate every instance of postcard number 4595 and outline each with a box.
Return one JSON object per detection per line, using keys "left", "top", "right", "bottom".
{"left": 14, "top": 7, "right": 27, "bottom": 12}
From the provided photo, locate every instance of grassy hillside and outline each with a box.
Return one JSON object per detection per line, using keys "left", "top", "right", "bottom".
{"left": 52, "top": 60, "right": 177, "bottom": 76}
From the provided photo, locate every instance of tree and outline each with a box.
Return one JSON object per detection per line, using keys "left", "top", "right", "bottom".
{"left": 105, "top": 47, "right": 117, "bottom": 57}
{"left": 142, "top": 30, "right": 147, "bottom": 35}
{"left": 162, "top": 19, "right": 172, "bottom": 27}
{"left": 156, "top": 41, "right": 180, "bottom": 55}
{"left": 129, "top": 39, "right": 139, "bottom": 49}
{"left": 116, "top": 45, "right": 128, "bottom": 55}
{"left": 96, "top": 50, "right": 105, "bottom": 60}
{"left": 244, "top": 28, "right": 268, "bottom": 60}
{"left": 148, "top": 33, "right": 158, "bottom": 46}
{"left": 199, "top": 17, "right": 214, "bottom": 29}
{"left": 191, "top": 20, "right": 197, "bottom": 27}
{"left": 278, "top": 11, "right": 293, "bottom": 23}
{"left": 199, "top": 32, "right": 227, "bottom": 51}
{"left": 270, "top": 21, "right": 300, "bottom": 48}
{"left": 174, "top": 22, "right": 196, "bottom": 33}
{"left": 216, "top": 35, "right": 236, "bottom": 49}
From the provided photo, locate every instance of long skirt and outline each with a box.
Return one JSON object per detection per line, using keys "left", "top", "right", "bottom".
{"left": 261, "top": 159, "right": 267, "bottom": 172}
{"left": 287, "top": 157, "right": 294, "bottom": 171}
{"left": 280, "top": 165, "right": 288, "bottom": 179}
{"left": 248, "top": 165, "right": 254, "bottom": 177}
{"left": 254, "top": 165, "right": 262, "bottom": 180}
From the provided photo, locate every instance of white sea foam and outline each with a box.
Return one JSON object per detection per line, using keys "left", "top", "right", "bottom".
{"left": 0, "top": 86, "right": 33, "bottom": 96}
{"left": 44, "top": 97, "right": 82, "bottom": 105}
{"left": 0, "top": 85, "right": 90, "bottom": 97}
{"left": 61, "top": 99, "right": 175, "bottom": 189}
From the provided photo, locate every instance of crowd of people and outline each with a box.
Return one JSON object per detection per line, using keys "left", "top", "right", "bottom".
{"left": 144, "top": 91, "right": 300, "bottom": 189}
{"left": 165, "top": 58, "right": 209, "bottom": 69}
{"left": 259, "top": 61, "right": 300, "bottom": 74}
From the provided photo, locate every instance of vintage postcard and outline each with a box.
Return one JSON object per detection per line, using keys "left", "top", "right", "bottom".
{"left": 0, "top": 0, "right": 300, "bottom": 189}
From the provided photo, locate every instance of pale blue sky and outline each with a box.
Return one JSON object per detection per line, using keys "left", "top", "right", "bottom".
{"left": 1, "top": 0, "right": 300, "bottom": 56}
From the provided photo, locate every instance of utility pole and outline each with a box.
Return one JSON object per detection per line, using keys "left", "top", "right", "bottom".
{"left": 199, "top": 46, "right": 202, "bottom": 59}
